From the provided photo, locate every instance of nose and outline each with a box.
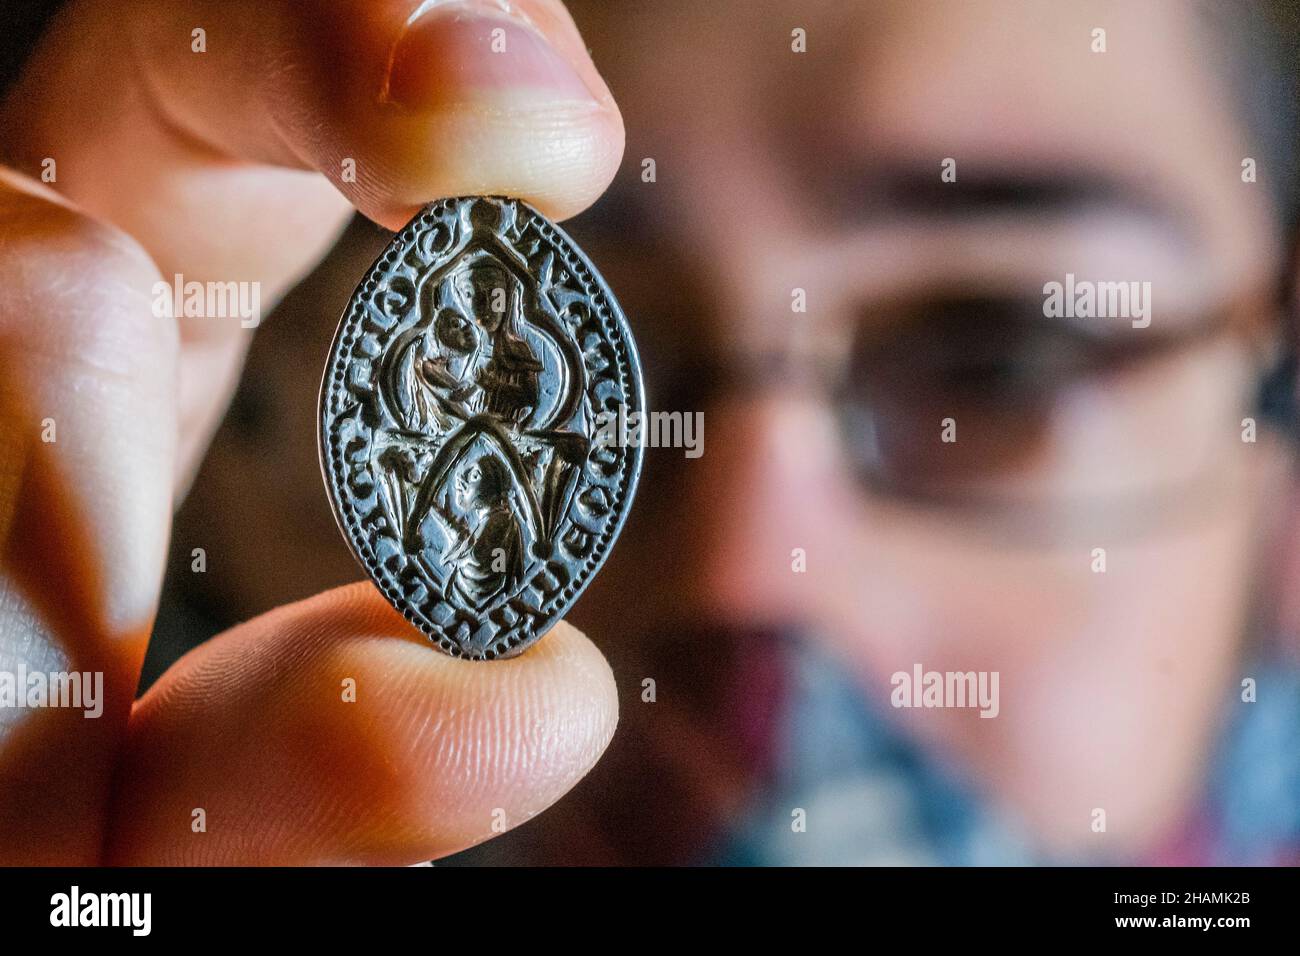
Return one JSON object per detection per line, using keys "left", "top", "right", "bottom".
{"left": 677, "top": 390, "right": 846, "bottom": 627}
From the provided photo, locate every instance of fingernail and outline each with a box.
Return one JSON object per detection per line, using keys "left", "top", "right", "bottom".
{"left": 384, "top": 5, "right": 599, "bottom": 110}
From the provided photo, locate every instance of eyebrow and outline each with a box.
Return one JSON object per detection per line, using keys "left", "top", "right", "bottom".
{"left": 831, "top": 163, "right": 1198, "bottom": 245}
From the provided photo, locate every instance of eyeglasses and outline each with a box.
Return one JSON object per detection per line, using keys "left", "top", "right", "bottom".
{"left": 645, "top": 289, "right": 1289, "bottom": 540}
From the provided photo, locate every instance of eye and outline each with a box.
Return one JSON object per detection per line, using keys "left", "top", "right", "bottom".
{"left": 846, "top": 296, "right": 1123, "bottom": 406}
{"left": 837, "top": 295, "right": 1128, "bottom": 488}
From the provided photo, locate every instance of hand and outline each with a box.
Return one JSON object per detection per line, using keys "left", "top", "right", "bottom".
{"left": 0, "top": 0, "right": 623, "bottom": 865}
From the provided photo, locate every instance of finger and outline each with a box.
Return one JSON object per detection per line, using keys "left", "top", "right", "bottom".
{"left": 0, "top": 0, "right": 623, "bottom": 484}
{"left": 0, "top": 0, "right": 621, "bottom": 266}
{"left": 137, "top": 0, "right": 623, "bottom": 227}
{"left": 0, "top": 168, "right": 176, "bottom": 863}
{"left": 105, "top": 582, "right": 619, "bottom": 865}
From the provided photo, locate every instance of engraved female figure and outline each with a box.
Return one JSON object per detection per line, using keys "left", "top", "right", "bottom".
{"left": 380, "top": 254, "right": 543, "bottom": 436}
{"left": 439, "top": 256, "right": 544, "bottom": 427}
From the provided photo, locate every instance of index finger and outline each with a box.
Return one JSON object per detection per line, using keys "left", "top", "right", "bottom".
{"left": 0, "top": 0, "right": 624, "bottom": 481}
{"left": 2, "top": 0, "right": 623, "bottom": 231}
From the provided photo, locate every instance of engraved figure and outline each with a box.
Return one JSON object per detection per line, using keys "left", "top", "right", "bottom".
{"left": 383, "top": 254, "right": 546, "bottom": 438}
{"left": 434, "top": 449, "right": 527, "bottom": 608}
{"left": 437, "top": 255, "right": 544, "bottom": 427}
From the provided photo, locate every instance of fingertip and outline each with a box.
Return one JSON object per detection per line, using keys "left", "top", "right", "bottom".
{"left": 334, "top": 91, "right": 625, "bottom": 229}
{"left": 109, "top": 582, "right": 620, "bottom": 864}
{"left": 288, "top": 0, "right": 626, "bottom": 226}
{"left": 312, "top": 593, "right": 621, "bottom": 856}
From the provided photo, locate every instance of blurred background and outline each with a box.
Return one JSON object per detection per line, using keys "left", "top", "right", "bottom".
{"left": 10, "top": 0, "right": 1300, "bottom": 865}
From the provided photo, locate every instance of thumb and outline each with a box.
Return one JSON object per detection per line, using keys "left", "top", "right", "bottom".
{"left": 105, "top": 582, "right": 619, "bottom": 865}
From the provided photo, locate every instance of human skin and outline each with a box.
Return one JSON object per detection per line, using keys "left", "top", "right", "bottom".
{"left": 0, "top": 0, "right": 625, "bottom": 865}
{"left": 563, "top": 0, "right": 1293, "bottom": 857}
{"left": 186, "top": 0, "right": 1296, "bottom": 863}
{"left": 1, "top": 0, "right": 1293, "bottom": 867}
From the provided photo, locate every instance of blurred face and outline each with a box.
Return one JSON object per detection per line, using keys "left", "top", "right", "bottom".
{"left": 185, "top": 0, "right": 1294, "bottom": 860}
{"left": 565, "top": 0, "right": 1290, "bottom": 853}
